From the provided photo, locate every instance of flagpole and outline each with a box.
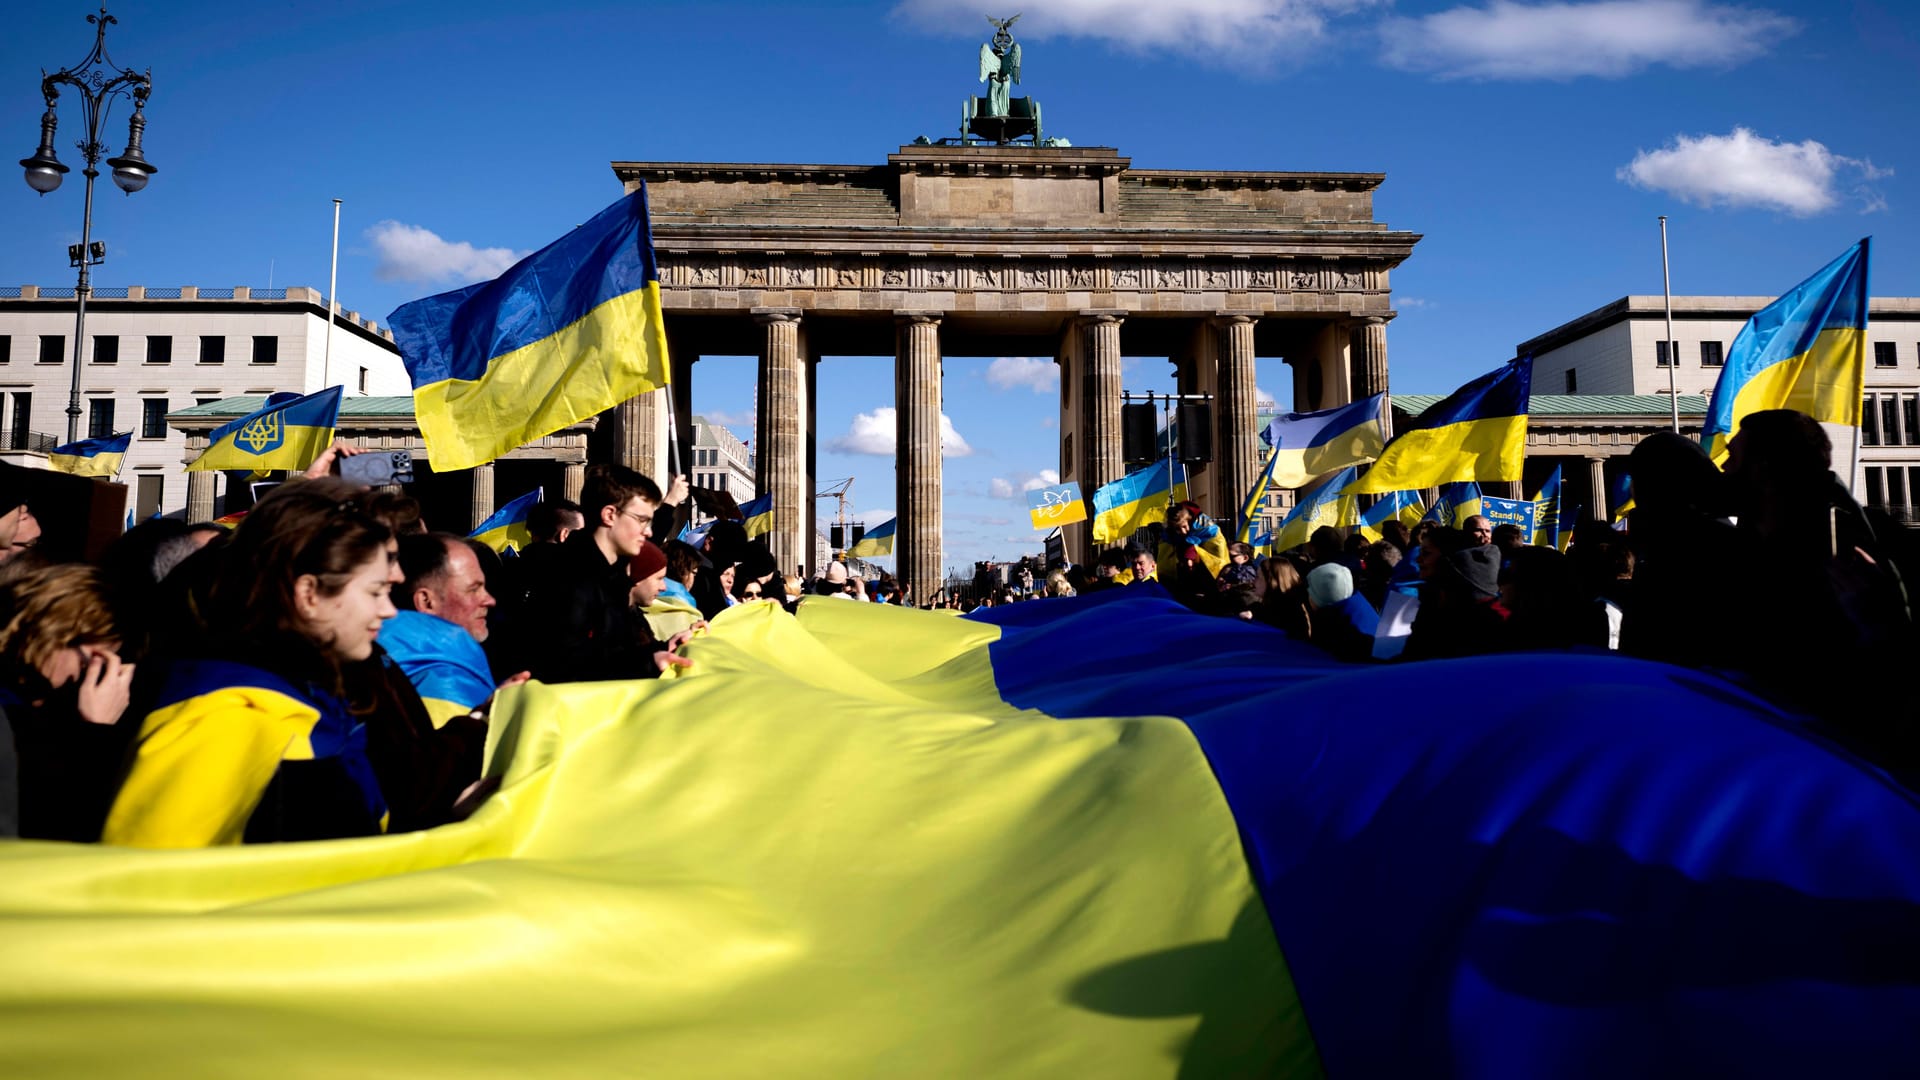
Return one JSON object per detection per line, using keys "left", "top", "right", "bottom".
{"left": 325, "top": 198, "right": 341, "bottom": 390}
{"left": 1659, "top": 215, "right": 1679, "bottom": 433}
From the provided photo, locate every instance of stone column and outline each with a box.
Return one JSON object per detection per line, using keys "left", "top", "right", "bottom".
{"left": 755, "top": 308, "right": 806, "bottom": 575}
{"left": 470, "top": 462, "right": 495, "bottom": 531}
{"left": 1082, "top": 313, "right": 1125, "bottom": 493}
{"left": 895, "top": 312, "right": 944, "bottom": 600}
{"left": 1214, "top": 314, "right": 1258, "bottom": 528}
{"left": 1350, "top": 316, "right": 1389, "bottom": 404}
{"left": 614, "top": 390, "right": 669, "bottom": 481}
{"left": 1587, "top": 456, "right": 1608, "bottom": 521}
{"left": 562, "top": 461, "right": 586, "bottom": 504}
{"left": 185, "top": 470, "right": 216, "bottom": 524}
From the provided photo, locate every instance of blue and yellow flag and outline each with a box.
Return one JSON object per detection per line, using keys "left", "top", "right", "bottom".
{"left": 377, "top": 610, "right": 496, "bottom": 729}
{"left": 1702, "top": 238, "right": 1870, "bottom": 466}
{"left": 469, "top": 487, "right": 543, "bottom": 555}
{"left": 388, "top": 190, "right": 671, "bottom": 472}
{"left": 1422, "top": 481, "right": 1484, "bottom": 527}
{"left": 738, "top": 493, "right": 774, "bottom": 540}
{"left": 1260, "top": 394, "right": 1386, "bottom": 490}
{"left": 1532, "top": 465, "right": 1569, "bottom": 549}
{"left": 1344, "top": 360, "right": 1530, "bottom": 494}
{"left": 1610, "top": 471, "right": 1635, "bottom": 523}
{"left": 1090, "top": 459, "right": 1186, "bottom": 545}
{"left": 1236, "top": 447, "right": 1281, "bottom": 544}
{"left": 4, "top": 595, "right": 1920, "bottom": 1075}
{"left": 48, "top": 431, "right": 130, "bottom": 478}
{"left": 846, "top": 516, "right": 896, "bottom": 558}
{"left": 1026, "top": 482, "right": 1088, "bottom": 531}
{"left": 187, "top": 386, "right": 342, "bottom": 473}
{"left": 1270, "top": 465, "right": 1361, "bottom": 553}
{"left": 1356, "top": 489, "right": 1425, "bottom": 543}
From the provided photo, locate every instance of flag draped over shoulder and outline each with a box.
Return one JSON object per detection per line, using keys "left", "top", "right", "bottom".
{"left": 1356, "top": 489, "right": 1425, "bottom": 543}
{"left": 1270, "top": 465, "right": 1361, "bottom": 553}
{"left": 187, "top": 386, "right": 342, "bottom": 473}
{"left": 469, "top": 487, "right": 542, "bottom": 554}
{"left": 738, "top": 493, "right": 774, "bottom": 539}
{"left": 1344, "top": 360, "right": 1530, "bottom": 494}
{"left": 846, "top": 516, "right": 896, "bottom": 558}
{"left": 47, "top": 431, "right": 129, "bottom": 478}
{"left": 388, "top": 189, "right": 671, "bottom": 472}
{"left": 1090, "top": 459, "right": 1185, "bottom": 544}
{"left": 1260, "top": 394, "right": 1387, "bottom": 490}
{"left": 3, "top": 593, "right": 1917, "bottom": 1076}
{"left": 1702, "top": 238, "right": 1870, "bottom": 465}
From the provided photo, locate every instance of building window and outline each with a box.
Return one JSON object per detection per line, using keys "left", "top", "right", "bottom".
{"left": 1883, "top": 396, "right": 1900, "bottom": 448}
{"left": 1864, "top": 394, "right": 1881, "bottom": 446}
{"left": 1564, "top": 368, "right": 1578, "bottom": 394}
{"left": 142, "top": 398, "right": 169, "bottom": 439}
{"left": 1655, "top": 340, "right": 1676, "bottom": 367}
{"left": 1700, "top": 341, "right": 1724, "bottom": 367}
{"left": 39, "top": 335, "right": 64, "bottom": 364}
{"left": 146, "top": 336, "right": 172, "bottom": 364}
{"left": 135, "top": 475, "right": 164, "bottom": 520}
{"left": 200, "top": 336, "right": 225, "bottom": 364}
{"left": 1866, "top": 467, "right": 1885, "bottom": 508}
{"left": 88, "top": 398, "right": 115, "bottom": 439}
{"left": 251, "top": 336, "right": 277, "bottom": 365}
{"left": 1875, "top": 342, "right": 1898, "bottom": 368}
{"left": 1891, "top": 466, "right": 1910, "bottom": 510}
{"left": 1905, "top": 396, "right": 1920, "bottom": 447}
{"left": 0, "top": 336, "right": 10, "bottom": 364}
{"left": 358, "top": 366, "right": 369, "bottom": 393}
{"left": 93, "top": 335, "right": 119, "bottom": 364}
{"left": 8, "top": 394, "right": 29, "bottom": 449}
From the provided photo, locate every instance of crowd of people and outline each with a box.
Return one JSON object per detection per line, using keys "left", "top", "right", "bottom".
{"left": 1, "top": 407, "right": 1914, "bottom": 844}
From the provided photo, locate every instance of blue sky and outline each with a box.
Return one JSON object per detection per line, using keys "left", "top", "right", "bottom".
{"left": 5, "top": 0, "right": 1915, "bottom": 570}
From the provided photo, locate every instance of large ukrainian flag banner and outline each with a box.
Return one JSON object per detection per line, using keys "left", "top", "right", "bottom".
{"left": 1269, "top": 465, "right": 1361, "bottom": 553}
{"left": 47, "top": 431, "right": 130, "bottom": 478}
{"left": 388, "top": 190, "right": 671, "bottom": 472}
{"left": 469, "top": 487, "right": 543, "bottom": 554}
{"left": 1702, "top": 238, "right": 1870, "bottom": 466}
{"left": 1090, "top": 458, "right": 1186, "bottom": 544}
{"left": 1344, "top": 359, "right": 1530, "bottom": 494}
{"left": 1261, "top": 394, "right": 1387, "bottom": 489}
{"left": 187, "top": 386, "right": 342, "bottom": 473}
{"left": 5, "top": 593, "right": 1919, "bottom": 1076}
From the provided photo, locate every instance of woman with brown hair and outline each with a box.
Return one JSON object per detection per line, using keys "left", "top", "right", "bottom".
{"left": 0, "top": 563, "right": 135, "bottom": 839}
{"left": 102, "top": 478, "right": 400, "bottom": 848}
{"left": 1253, "top": 556, "right": 1312, "bottom": 640}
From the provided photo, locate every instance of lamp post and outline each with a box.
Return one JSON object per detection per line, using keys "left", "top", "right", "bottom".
{"left": 19, "top": 7, "right": 155, "bottom": 444}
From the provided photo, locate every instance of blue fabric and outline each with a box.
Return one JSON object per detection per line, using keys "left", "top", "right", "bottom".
{"left": 1261, "top": 393, "right": 1385, "bottom": 450}
{"left": 661, "top": 580, "right": 697, "bottom": 608}
{"left": 202, "top": 386, "right": 342, "bottom": 451}
{"left": 977, "top": 591, "right": 1920, "bottom": 1078}
{"left": 377, "top": 611, "right": 495, "bottom": 713}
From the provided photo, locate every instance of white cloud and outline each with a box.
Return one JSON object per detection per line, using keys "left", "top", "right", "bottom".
{"left": 1255, "top": 386, "right": 1279, "bottom": 410}
{"left": 1021, "top": 469, "right": 1062, "bottom": 492}
{"left": 895, "top": 0, "right": 1381, "bottom": 68}
{"left": 828, "top": 407, "right": 973, "bottom": 457}
{"left": 365, "top": 221, "right": 525, "bottom": 285}
{"left": 989, "top": 469, "right": 1062, "bottom": 500}
{"left": 703, "top": 408, "right": 754, "bottom": 431}
{"left": 986, "top": 356, "right": 1057, "bottom": 393}
{"left": 1379, "top": 0, "right": 1798, "bottom": 80}
{"left": 989, "top": 477, "right": 1015, "bottom": 498}
{"left": 1396, "top": 297, "right": 1434, "bottom": 309}
{"left": 1618, "top": 127, "right": 1891, "bottom": 215}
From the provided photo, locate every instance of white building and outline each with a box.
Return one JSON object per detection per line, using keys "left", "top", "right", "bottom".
{"left": 1520, "top": 296, "right": 1920, "bottom": 524}
{"left": 0, "top": 284, "right": 409, "bottom": 518}
{"left": 687, "top": 414, "right": 755, "bottom": 510}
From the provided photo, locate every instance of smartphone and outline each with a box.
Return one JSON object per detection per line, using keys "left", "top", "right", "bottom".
{"left": 339, "top": 450, "right": 414, "bottom": 487}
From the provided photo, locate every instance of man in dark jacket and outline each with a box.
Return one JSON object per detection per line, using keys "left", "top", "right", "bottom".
{"left": 518, "top": 464, "right": 694, "bottom": 683}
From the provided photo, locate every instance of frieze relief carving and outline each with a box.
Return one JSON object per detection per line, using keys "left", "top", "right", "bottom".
{"left": 659, "top": 255, "right": 1384, "bottom": 295}
{"left": 835, "top": 264, "right": 861, "bottom": 287}
{"left": 1113, "top": 263, "right": 1145, "bottom": 289}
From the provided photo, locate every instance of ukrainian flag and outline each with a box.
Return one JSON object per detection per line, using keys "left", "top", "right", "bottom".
{"left": 846, "top": 516, "right": 896, "bottom": 558}
{"left": 469, "top": 487, "right": 542, "bottom": 555}
{"left": 1702, "top": 238, "right": 1870, "bottom": 466}
{"left": 1356, "top": 489, "right": 1425, "bottom": 543}
{"left": 1090, "top": 459, "right": 1186, "bottom": 545}
{"left": 187, "top": 386, "right": 342, "bottom": 473}
{"left": 1532, "top": 465, "right": 1568, "bottom": 549}
{"left": 1422, "top": 481, "right": 1484, "bottom": 527}
{"left": 1344, "top": 359, "right": 1531, "bottom": 495}
{"left": 1270, "top": 465, "right": 1361, "bottom": 553}
{"left": 1236, "top": 446, "right": 1281, "bottom": 544}
{"left": 1610, "top": 471, "right": 1635, "bottom": 523}
{"left": 739, "top": 493, "right": 774, "bottom": 540}
{"left": 47, "top": 431, "right": 130, "bottom": 478}
{"left": 388, "top": 190, "right": 671, "bottom": 472}
{"left": 377, "top": 610, "right": 495, "bottom": 729}
{"left": 1261, "top": 394, "right": 1386, "bottom": 490}
{"left": 8, "top": 594, "right": 1917, "bottom": 1076}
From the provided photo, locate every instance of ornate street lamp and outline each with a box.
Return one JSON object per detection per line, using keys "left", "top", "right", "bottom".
{"left": 19, "top": 7, "right": 155, "bottom": 443}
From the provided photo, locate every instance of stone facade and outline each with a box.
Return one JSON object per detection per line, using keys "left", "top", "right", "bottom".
{"left": 612, "top": 145, "right": 1420, "bottom": 589}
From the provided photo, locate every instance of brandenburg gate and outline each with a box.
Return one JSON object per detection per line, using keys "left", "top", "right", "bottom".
{"left": 607, "top": 144, "right": 1420, "bottom": 595}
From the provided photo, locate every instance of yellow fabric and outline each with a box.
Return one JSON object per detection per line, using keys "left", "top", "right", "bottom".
{"left": 641, "top": 592, "right": 703, "bottom": 641}
{"left": 100, "top": 687, "right": 319, "bottom": 849}
{"left": 418, "top": 696, "right": 470, "bottom": 730}
{"left": 47, "top": 451, "right": 124, "bottom": 478}
{"left": 1091, "top": 479, "right": 1189, "bottom": 545}
{"left": 2, "top": 602, "right": 1313, "bottom": 1078}
{"left": 1706, "top": 326, "right": 1865, "bottom": 465}
{"left": 413, "top": 283, "right": 670, "bottom": 472}
{"left": 1343, "top": 413, "right": 1528, "bottom": 494}
{"left": 1159, "top": 532, "right": 1231, "bottom": 580}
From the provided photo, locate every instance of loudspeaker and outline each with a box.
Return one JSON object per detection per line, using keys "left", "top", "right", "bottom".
{"left": 850, "top": 523, "right": 866, "bottom": 546}
{"left": 830, "top": 524, "right": 845, "bottom": 549}
{"left": 1177, "top": 403, "right": 1212, "bottom": 463}
{"left": 1121, "top": 403, "right": 1157, "bottom": 464}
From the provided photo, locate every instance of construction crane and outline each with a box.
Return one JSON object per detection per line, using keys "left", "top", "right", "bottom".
{"left": 816, "top": 477, "right": 858, "bottom": 551}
